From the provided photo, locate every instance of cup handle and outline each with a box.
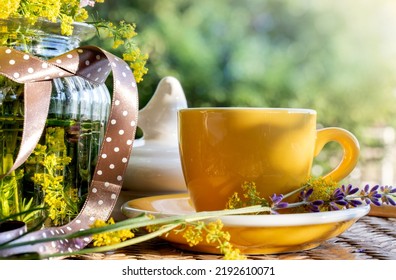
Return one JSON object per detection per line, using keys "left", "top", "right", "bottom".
{"left": 314, "top": 127, "right": 360, "bottom": 182}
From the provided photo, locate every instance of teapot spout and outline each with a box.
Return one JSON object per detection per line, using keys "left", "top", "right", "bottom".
{"left": 138, "top": 76, "right": 187, "bottom": 141}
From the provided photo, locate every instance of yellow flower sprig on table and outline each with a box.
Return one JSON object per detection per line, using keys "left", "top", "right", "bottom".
{"left": 92, "top": 217, "right": 245, "bottom": 260}
{"left": 174, "top": 220, "right": 246, "bottom": 260}
{"left": 0, "top": 204, "right": 268, "bottom": 260}
{"left": 90, "top": 217, "right": 135, "bottom": 247}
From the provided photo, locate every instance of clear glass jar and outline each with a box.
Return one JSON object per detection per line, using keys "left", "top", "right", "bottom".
{"left": 0, "top": 18, "right": 111, "bottom": 227}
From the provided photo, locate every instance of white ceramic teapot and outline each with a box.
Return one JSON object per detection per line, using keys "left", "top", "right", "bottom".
{"left": 122, "top": 76, "right": 188, "bottom": 199}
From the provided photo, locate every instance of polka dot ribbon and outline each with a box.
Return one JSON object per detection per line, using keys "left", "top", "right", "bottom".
{"left": 0, "top": 46, "right": 138, "bottom": 257}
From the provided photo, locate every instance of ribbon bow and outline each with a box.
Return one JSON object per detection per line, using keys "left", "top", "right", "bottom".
{"left": 0, "top": 46, "right": 138, "bottom": 257}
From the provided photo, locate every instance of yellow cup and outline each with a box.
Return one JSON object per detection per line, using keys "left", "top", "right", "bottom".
{"left": 178, "top": 108, "right": 360, "bottom": 212}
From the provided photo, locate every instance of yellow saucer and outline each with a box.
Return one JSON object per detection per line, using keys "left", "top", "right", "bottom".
{"left": 121, "top": 193, "right": 370, "bottom": 255}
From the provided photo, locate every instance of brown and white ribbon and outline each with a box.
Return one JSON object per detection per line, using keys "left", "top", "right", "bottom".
{"left": 0, "top": 46, "right": 138, "bottom": 257}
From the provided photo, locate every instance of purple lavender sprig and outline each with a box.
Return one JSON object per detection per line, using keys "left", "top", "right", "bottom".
{"left": 269, "top": 193, "right": 289, "bottom": 214}
{"left": 327, "top": 184, "right": 363, "bottom": 210}
{"left": 359, "top": 184, "right": 396, "bottom": 206}
{"left": 315, "top": 184, "right": 395, "bottom": 211}
{"left": 359, "top": 184, "right": 382, "bottom": 206}
{"left": 298, "top": 188, "right": 324, "bottom": 212}
{"left": 267, "top": 183, "right": 396, "bottom": 214}
{"left": 269, "top": 187, "right": 324, "bottom": 213}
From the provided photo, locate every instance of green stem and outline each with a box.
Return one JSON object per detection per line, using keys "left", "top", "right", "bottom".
{"left": 281, "top": 201, "right": 308, "bottom": 209}
{"left": 42, "top": 223, "right": 182, "bottom": 259}
{"left": 0, "top": 207, "right": 47, "bottom": 223}
{"left": 0, "top": 205, "right": 269, "bottom": 251}
{"left": 281, "top": 184, "right": 307, "bottom": 200}
{"left": 1, "top": 154, "right": 18, "bottom": 218}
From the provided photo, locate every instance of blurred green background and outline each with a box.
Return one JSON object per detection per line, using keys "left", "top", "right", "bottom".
{"left": 90, "top": 0, "right": 396, "bottom": 185}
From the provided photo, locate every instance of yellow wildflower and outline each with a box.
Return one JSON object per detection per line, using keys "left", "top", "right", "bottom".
{"left": 0, "top": 0, "right": 20, "bottom": 19}
{"left": 175, "top": 219, "right": 246, "bottom": 260}
{"left": 119, "top": 22, "right": 137, "bottom": 40}
{"left": 205, "top": 219, "right": 230, "bottom": 244}
{"left": 222, "top": 243, "right": 246, "bottom": 260}
{"left": 60, "top": 15, "right": 74, "bottom": 36}
{"left": 124, "top": 48, "right": 149, "bottom": 83}
{"left": 32, "top": 144, "right": 47, "bottom": 156}
{"left": 306, "top": 177, "right": 339, "bottom": 203}
{"left": 74, "top": 8, "right": 88, "bottom": 22}
{"left": 30, "top": 127, "right": 79, "bottom": 226}
{"left": 0, "top": 0, "right": 148, "bottom": 82}
{"left": 145, "top": 214, "right": 161, "bottom": 233}
{"left": 112, "top": 39, "right": 124, "bottom": 49}
{"left": 226, "top": 192, "right": 242, "bottom": 209}
{"left": 226, "top": 181, "right": 268, "bottom": 209}
{"left": 91, "top": 217, "right": 135, "bottom": 247}
{"left": 182, "top": 223, "right": 204, "bottom": 247}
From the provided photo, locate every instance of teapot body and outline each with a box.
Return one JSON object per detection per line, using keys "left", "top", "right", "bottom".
{"left": 124, "top": 138, "right": 186, "bottom": 196}
{"left": 121, "top": 76, "right": 188, "bottom": 201}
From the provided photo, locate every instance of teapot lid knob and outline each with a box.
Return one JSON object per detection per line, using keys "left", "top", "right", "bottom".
{"left": 138, "top": 76, "right": 187, "bottom": 141}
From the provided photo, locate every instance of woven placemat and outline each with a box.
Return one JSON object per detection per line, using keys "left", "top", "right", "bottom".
{"left": 68, "top": 216, "right": 396, "bottom": 260}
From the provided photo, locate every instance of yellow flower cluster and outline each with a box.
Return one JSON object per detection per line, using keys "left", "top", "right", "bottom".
{"left": 96, "top": 20, "right": 149, "bottom": 83}
{"left": 30, "top": 127, "right": 78, "bottom": 226}
{"left": 0, "top": 0, "right": 20, "bottom": 20}
{"left": 0, "top": 0, "right": 148, "bottom": 82}
{"left": 0, "top": 0, "right": 98, "bottom": 35}
{"left": 227, "top": 181, "right": 268, "bottom": 210}
{"left": 304, "top": 177, "right": 339, "bottom": 203}
{"left": 124, "top": 48, "right": 149, "bottom": 83}
{"left": 90, "top": 217, "right": 135, "bottom": 247}
{"left": 180, "top": 220, "right": 246, "bottom": 260}
{"left": 146, "top": 216, "right": 245, "bottom": 259}
{"left": 182, "top": 221, "right": 204, "bottom": 246}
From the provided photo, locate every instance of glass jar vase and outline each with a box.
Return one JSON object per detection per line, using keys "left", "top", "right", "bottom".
{"left": 0, "top": 18, "right": 111, "bottom": 227}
